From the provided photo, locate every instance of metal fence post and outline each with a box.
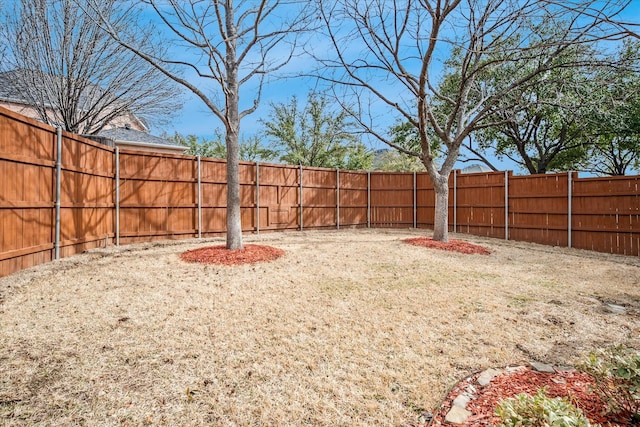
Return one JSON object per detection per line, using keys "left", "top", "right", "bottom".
{"left": 256, "top": 162, "right": 260, "bottom": 234}
{"left": 504, "top": 171, "right": 509, "bottom": 241}
{"left": 54, "top": 127, "right": 62, "bottom": 259}
{"left": 115, "top": 147, "right": 120, "bottom": 246}
{"left": 413, "top": 172, "right": 417, "bottom": 229}
{"left": 197, "top": 155, "right": 202, "bottom": 239}
{"left": 299, "top": 165, "right": 303, "bottom": 231}
{"left": 336, "top": 169, "right": 340, "bottom": 229}
{"left": 568, "top": 172, "right": 573, "bottom": 248}
{"left": 453, "top": 171, "right": 457, "bottom": 233}
{"left": 367, "top": 171, "right": 371, "bottom": 228}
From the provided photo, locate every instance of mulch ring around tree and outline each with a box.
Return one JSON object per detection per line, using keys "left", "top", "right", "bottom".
{"left": 426, "top": 364, "right": 632, "bottom": 427}
{"left": 180, "top": 244, "right": 285, "bottom": 266}
{"left": 404, "top": 237, "right": 491, "bottom": 255}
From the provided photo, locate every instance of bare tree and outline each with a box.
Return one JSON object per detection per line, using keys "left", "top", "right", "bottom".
{"left": 85, "top": 0, "right": 311, "bottom": 250}
{"left": 0, "top": 0, "right": 181, "bottom": 134}
{"left": 314, "top": 0, "right": 634, "bottom": 242}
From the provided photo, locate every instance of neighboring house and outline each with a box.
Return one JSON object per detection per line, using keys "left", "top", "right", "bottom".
{"left": 0, "top": 69, "right": 185, "bottom": 154}
{"left": 0, "top": 69, "right": 148, "bottom": 134}
{"left": 96, "top": 127, "right": 187, "bottom": 155}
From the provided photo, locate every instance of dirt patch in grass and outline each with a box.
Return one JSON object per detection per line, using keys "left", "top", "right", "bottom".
{"left": 404, "top": 237, "right": 491, "bottom": 255}
{"left": 180, "top": 244, "right": 285, "bottom": 265}
{"left": 0, "top": 229, "right": 639, "bottom": 426}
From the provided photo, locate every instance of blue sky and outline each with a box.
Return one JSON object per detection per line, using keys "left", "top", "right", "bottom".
{"left": 150, "top": 1, "right": 640, "bottom": 174}
{"left": 156, "top": 61, "right": 318, "bottom": 142}
{"left": 149, "top": 3, "right": 507, "bottom": 170}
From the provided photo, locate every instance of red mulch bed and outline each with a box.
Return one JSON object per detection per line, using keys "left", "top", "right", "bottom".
{"left": 404, "top": 237, "right": 491, "bottom": 255}
{"left": 428, "top": 366, "right": 632, "bottom": 426}
{"left": 180, "top": 244, "right": 285, "bottom": 265}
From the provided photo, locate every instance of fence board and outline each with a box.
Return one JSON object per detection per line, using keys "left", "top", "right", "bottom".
{"left": 507, "top": 173, "right": 571, "bottom": 247}
{"left": 455, "top": 171, "right": 507, "bottom": 238}
{"left": 572, "top": 176, "right": 639, "bottom": 255}
{"left": 0, "top": 108, "right": 56, "bottom": 277}
{"left": 258, "top": 164, "right": 300, "bottom": 230}
{"left": 58, "top": 132, "right": 115, "bottom": 255}
{"left": 415, "top": 173, "right": 435, "bottom": 229}
{"left": 370, "top": 172, "right": 414, "bottom": 227}
{"left": 339, "top": 171, "right": 368, "bottom": 227}
{"left": 118, "top": 150, "right": 197, "bottom": 244}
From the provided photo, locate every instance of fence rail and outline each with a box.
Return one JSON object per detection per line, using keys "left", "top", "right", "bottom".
{"left": 1, "top": 106, "right": 639, "bottom": 277}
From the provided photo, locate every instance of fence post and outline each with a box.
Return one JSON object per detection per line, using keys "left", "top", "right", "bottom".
{"left": 54, "top": 127, "right": 62, "bottom": 260}
{"left": 115, "top": 147, "right": 120, "bottom": 246}
{"left": 336, "top": 169, "right": 340, "bottom": 230}
{"left": 413, "top": 171, "right": 417, "bottom": 229}
{"left": 453, "top": 170, "right": 457, "bottom": 233}
{"left": 504, "top": 170, "right": 509, "bottom": 241}
{"left": 367, "top": 171, "right": 371, "bottom": 228}
{"left": 299, "top": 165, "right": 303, "bottom": 231}
{"left": 256, "top": 162, "right": 260, "bottom": 234}
{"left": 568, "top": 171, "right": 573, "bottom": 248}
{"left": 197, "top": 156, "right": 202, "bottom": 239}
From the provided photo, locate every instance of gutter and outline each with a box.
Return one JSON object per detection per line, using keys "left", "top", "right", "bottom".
{"left": 114, "top": 139, "right": 187, "bottom": 152}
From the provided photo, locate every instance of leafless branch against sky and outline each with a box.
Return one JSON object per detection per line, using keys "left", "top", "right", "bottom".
{"left": 0, "top": 0, "right": 181, "bottom": 134}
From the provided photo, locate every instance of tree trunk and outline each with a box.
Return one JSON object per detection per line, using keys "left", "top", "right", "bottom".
{"left": 432, "top": 174, "right": 449, "bottom": 242}
{"left": 225, "top": 126, "right": 243, "bottom": 250}
{"left": 224, "top": 93, "right": 243, "bottom": 249}
{"left": 224, "top": 1, "right": 243, "bottom": 250}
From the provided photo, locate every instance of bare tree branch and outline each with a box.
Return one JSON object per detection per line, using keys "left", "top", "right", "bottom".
{"left": 460, "top": 136, "right": 499, "bottom": 171}
{"left": 0, "top": 0, "right": 181, "bottom": 134}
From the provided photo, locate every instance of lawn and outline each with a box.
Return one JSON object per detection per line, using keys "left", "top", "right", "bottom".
{"left": 1, "top": 229, "right": 638, "bottom": 426}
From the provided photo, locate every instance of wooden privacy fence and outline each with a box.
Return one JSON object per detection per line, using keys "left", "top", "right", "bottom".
{"left": 0, "top": 107, "right": 115, "bottom": 277}
{"left": 1, "top": 106, "right": 639, "bottom": 277}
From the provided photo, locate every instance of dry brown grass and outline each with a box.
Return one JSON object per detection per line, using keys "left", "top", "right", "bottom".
{"left": 1, "top": 229, "right": 639, "bottom": 426}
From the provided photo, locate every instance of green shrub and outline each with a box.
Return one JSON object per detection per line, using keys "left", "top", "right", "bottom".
{"left": 579, "top": 345, "right": 640, "bottom": 422}
{"left": 494, "top": 388, "right": 593, "bottom": 427}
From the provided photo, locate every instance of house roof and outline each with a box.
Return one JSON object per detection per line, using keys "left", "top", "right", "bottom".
{"left": 461, "top": 163, "right": 493, "bottom": 174}
{"left": 0, "top": 70, "right": 43, "bottom": 104}
{"left": 0, "top": 69, "right": 148, "bottom": 132}
{"left": 97, "top": 127, "right": 185, "bottom": 151}
{"left": 0, "top": 69, "right": 96, "bottom": 108}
